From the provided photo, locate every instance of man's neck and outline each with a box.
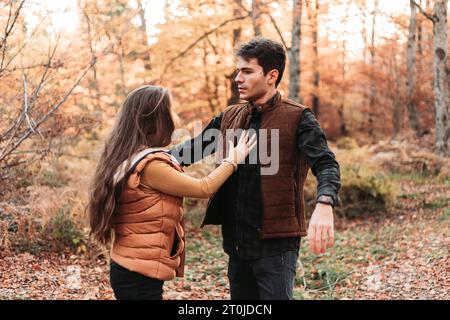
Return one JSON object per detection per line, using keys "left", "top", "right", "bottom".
{"left": 253, "top": 88, "right": 277, "bottom": 106}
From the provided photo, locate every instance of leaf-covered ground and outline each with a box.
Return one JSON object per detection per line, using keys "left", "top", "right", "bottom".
{"left": 0, "top": 177, "right": 448, "bottom": 300}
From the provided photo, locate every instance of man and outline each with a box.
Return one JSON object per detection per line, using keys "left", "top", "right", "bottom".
{"left": 171, "top": 37, "right": 341, "bottom": 300}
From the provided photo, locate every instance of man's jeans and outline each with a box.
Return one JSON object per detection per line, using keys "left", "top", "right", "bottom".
{"left": 227, "top": 250, "right": 299, "bottom": 300}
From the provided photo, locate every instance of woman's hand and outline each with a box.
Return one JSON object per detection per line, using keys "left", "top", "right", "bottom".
{"left": 224, "top": 131, "right": 257, "bottom": 166}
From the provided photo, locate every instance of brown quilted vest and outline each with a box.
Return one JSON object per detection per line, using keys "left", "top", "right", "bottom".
{"left": 202, "top": 92, "right": 310, "bottom": 238}
{"left": 110, "top": 152, "right": 186, "bottom": 281}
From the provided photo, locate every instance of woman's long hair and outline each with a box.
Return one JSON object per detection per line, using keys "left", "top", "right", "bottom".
{"left": 88, "top": 85, "right": 175, "bottom": 244}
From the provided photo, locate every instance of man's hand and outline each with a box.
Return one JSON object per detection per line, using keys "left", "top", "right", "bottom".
{"left": 307, "top": 203, "right": 334, "bottom": 255}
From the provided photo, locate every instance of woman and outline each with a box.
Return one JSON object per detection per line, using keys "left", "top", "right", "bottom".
{"left": 88, "top": 85, "right": 256, "bottom": 300}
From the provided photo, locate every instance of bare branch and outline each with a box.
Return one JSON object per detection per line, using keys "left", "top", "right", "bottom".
{"left": 235, "top": 0, "right": 251, "bottom": 15}
{"left": 3, "top": 62, "right": 61, "bottom": 73}
{"left": 21, "top": 71, "right": 43, "bottom": 140}
{"left": 0, "top": 40, "right": 115, "bottom": 163}
{"left": 1, "top": 17, "right": 47, "bottom": 77}
{"left": 411, "top": 0, "right": 436, "bottom": 22}
{"left": 9, "top": 148, "right": 51, "bottom": 156}
{"left": 1, "top": 0, "right": 26, "bottom": 70}
{"left": 204, "top": 33, "right": 219, "bottom": 56}
{"left": 1, "top": 159, "right": 28, "bottom": 172}
{"left": 267, "top": 12, "right": 288, "bottom": 49}
{"left": 0, "top": 65, "right": 91, "bottom": 162}
{"left": 27, "top": 33, "right": 61, "bottom": 112}
{"left": 22, "top": 73, "right": 33, "bottom": 133}
{"left": 1, "top": 1, "right": 26, "bottom": 48}
{"left": 159, "top": 14, "right": 250, "bottom": 81}
{"left": 1, "top": 1, "right": 20, "bottom": 51}
{"left": 1, "top": 34, "right": 59, "bottom": 144}
{"left": 0, "top": 111, "right": 24, "bottom": 142}
{"left": 0, "top": 18, "right": 126, "bottom": 168}
{"left": 0, "top": 152, "right": 48, "bottom": 178}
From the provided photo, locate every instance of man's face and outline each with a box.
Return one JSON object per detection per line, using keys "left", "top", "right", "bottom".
{"left": 235, "top": 57, "right": 276, "bottom": 102}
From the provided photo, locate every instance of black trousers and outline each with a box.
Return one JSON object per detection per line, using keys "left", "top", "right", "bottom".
{"left": 109, "top": 260, "right": 164, "bottom": 300}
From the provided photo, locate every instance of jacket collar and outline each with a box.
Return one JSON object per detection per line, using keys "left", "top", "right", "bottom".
{"left": 246, "top": 91, "right": 281, "bottom": 114}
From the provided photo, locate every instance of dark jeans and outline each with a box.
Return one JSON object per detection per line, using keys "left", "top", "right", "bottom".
{"left": 227, "top": 250, "right": 298, "bottom": 300}
{"left": 109, "top": 260, "right": 164, "bottom": 300}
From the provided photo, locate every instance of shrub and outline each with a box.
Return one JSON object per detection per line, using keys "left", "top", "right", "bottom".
{"left": 7, "top": 213, "right": 47, "bottom": 255}
{"left": 45, "top": 204, "right": 86, "bottom": 252}
{"left": 335, "top": 166, "right": 398, "bottom": 218}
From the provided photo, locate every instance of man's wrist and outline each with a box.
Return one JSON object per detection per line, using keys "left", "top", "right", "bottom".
{"left": 316, "top": 195, "right": 334, "bottom": 207}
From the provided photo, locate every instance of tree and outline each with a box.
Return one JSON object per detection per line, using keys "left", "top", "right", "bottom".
{"left": 368, "top": 0, "right": 379, "bottom": 138}
{"left": 227, "top": 0, "right": 243, "bottom": 105}
{"left": 338, "top": 0, "right": 350, "bottom": 136}
{"left": 406, "top": 0, "right": 421, "bottom": 136}
{"left": 413, "top": 0, "right": 449, "bottom": 156}
{"left": 392, "top": 50, "right": 403, "bottom": 139}
{"left": 306, "top": 0, "right": 320, "bottom": 116}
{"left": 78, "top": 0, "right": 100, "bottom": 108}
{"left": 136, "top": 0, "right": 151, "bottom": 71}
{"left": 0, "top": 0, "right": 121, "bottom": 180}
{"left": 288, "top": 0, "right": 303, "bottom": 103}
{"left": 251, "top": 0, "right": 263, "bottom": 37}
{"left": 431, "top": 0, "right": 449, "bottom": 156}
{"left": 264, "top": 0, "right": 303, "bottom": 103}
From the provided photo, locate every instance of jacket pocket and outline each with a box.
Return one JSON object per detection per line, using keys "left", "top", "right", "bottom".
{"left": 169, "top": 224, "right": 184, "bottom": 259}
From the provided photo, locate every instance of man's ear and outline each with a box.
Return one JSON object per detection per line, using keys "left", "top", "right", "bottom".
{"left": 267, "top": 69, "right": 279, "bottom": 86}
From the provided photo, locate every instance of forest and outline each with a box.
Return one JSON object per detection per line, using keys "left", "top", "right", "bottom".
{"left": 0, "top": 0, "right": 448, "bottom": 300}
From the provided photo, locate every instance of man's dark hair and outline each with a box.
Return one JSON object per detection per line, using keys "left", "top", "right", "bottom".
{"left": 236, "top": 37, "right": 286, "bottom": 87}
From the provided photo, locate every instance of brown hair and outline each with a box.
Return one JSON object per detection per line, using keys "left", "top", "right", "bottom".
{"left": 236, "top": 37, "right": 286, "bottom": 87}
{"left": 88, "top": 85, "right": 175, "bottom": 244}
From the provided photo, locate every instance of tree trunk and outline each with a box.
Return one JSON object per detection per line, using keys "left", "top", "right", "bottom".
{"left": 251, "top": 0, "right": 262, "bottom": 37}
{"left": 406, "top": 0, "right": 421, "bottom": 136}
{"left": 356, "top": 0, "right": 368, "bottom": 133}
{"left": 392, "top": 51, "right": 402, "bottom": 139}
{"left": 79, "top": 3, "right": 100, "bottom": 108}
{"left": 136, "top": 0, "right": 151, "bottom": 71}
{"left": 432, "top": 0, "right": 449, "bottom": 156}
{"left": 339, "top": 5, "right": 349, "bottom": 136}
{"left": 288, "top": 0, "right": 302, "bottom": 103}
{"left": 357, "top": 0, "right": 368, "bottom": 65}
{"left": 417, "top": 17, "right": 423, "bottom": 56}
{"left": 307, "top": 0, "right": 320, "bottom": 116}
{"left": 368, "top": 0, "right": 378, "bottom": 138}
{"left": 227, "top": 0, "right": 242, "bottom": 106}
{"left": 117, "top": 38, "right": 127, "bottom": 98}
{"left": 202, "top": 41, "right": 215, "bottom": 113}
{"left": 204, "top": 36, "right": 221, "bottom": 114}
